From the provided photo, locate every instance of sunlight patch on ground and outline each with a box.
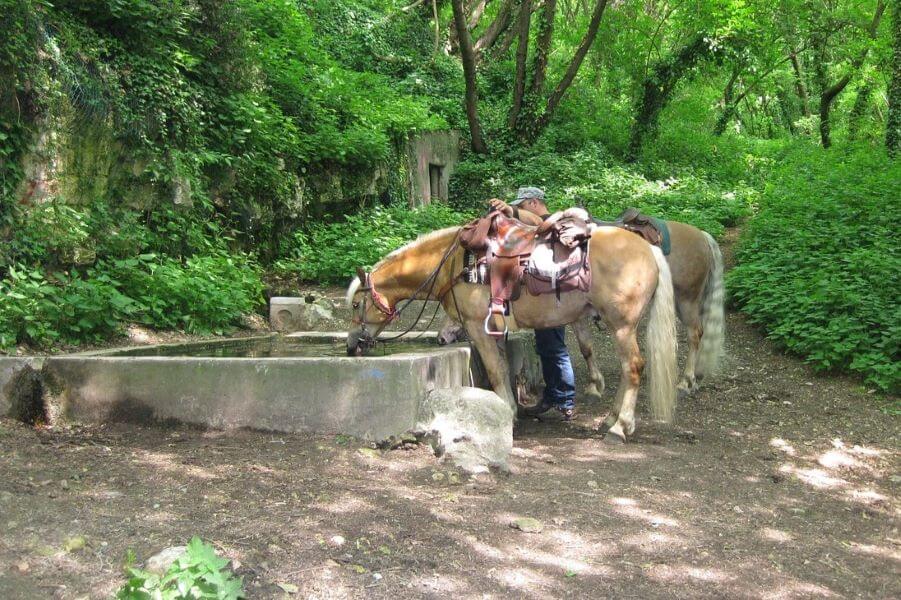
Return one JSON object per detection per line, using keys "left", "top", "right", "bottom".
{"left": 311, "top": 493, "right": 374, "bottom": 515}
{"left": 843, "top": 487, "right": 889, "bottom": 506}
{"left": 646, "top": 563, "right": 736, "bottom": 584}
{"left": 778, "top": 464, "right": 848, "bottom": 489}
{"left": 846, "top": 444, "right": 885, "bottom": 457}
{"left": 609, "top": 497, "right": 680, "bottom": 528}
{"left": 759, "top": 527, "right": 793, "bottom": 543}
{"left": 765, "top": 581, "right": 840, "bottom": 599}
{"left": 817, "top": 449, "right": 863, "bottom": 470}
{"left": 496, "top": 567, "right": 555, "bottom": 595}
{"left": 769, "top": 438, "right": 796, "bottom": 456}
{"left": 408, "top": 572, "right": 468, "bottom": 594}
{"left": 621, "top": 530, "right": 685, "bottom": 551}
{"left": 134, "top": 450, "right": 222, "bottom": 481}
{"left": 846, "top": 541, "right": 901, "bottom": 563}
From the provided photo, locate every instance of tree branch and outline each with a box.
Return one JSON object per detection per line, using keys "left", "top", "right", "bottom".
{"left": 452, "top": 0, "right": 489, "bottom": 153}
{"left": 537, "top": 0, "right": 609, "bottom": 132}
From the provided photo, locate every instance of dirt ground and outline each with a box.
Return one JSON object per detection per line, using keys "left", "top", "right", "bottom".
{"left": 1, "top": 251, "right": 899, "bottom": 598}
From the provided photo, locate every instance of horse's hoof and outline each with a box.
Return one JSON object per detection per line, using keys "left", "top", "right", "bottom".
{"left": 585, "top": 387, "right": 604, "bottom": 403}
{"left": 601, "top": 430, "right": 627, "bottom": 444}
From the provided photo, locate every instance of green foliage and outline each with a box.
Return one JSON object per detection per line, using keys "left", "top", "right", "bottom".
{"left": 728, "top": 145, "right": 900, "bottom": 392}
{"left": 450, "top": 143, "right": 751, "bottom": 237}
{"left": 117, "top": 537, "right": 244, "bottom": 600}
{"left": 275, "top": 202, "right": 471, "bottom": 283}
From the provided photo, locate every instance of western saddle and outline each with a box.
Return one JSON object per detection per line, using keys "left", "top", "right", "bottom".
{"left": 458, "top": 208, "right": 594, "bottom": 337}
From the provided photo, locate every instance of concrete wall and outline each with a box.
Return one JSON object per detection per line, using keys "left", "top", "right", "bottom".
{"left": 407, "top": 131, "right": 461, "bottom": 206}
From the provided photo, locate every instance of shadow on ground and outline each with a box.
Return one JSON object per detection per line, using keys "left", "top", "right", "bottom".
{"left": 0, "top": 311, "right": 898, "bottom": 599}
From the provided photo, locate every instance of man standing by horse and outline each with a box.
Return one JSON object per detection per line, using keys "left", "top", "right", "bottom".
{"left": 489, "top": 187, "right": 577, "bottom": 421}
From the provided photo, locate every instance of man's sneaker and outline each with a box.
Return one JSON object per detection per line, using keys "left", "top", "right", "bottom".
{"left": 558, "top": 407, "right": 575, "bottom": 422}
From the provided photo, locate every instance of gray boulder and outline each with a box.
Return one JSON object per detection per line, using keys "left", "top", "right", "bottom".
{"left": 415, "top": 387, "right": 514, "bottom": 474}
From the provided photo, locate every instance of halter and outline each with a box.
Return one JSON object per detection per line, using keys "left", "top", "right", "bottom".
{"left": 352, "top": 230, "right": 463, "bottom": 348}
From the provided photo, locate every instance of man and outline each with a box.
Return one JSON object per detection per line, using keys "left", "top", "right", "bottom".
{"left": 489, "top": 187, "right": 576, "bottom": 421}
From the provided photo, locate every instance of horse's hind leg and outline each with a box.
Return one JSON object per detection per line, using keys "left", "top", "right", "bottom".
{"left": 572, "top": 315, "right": 605, "bottom": 401}
{"left": 676, "top": 299, "right": 703, "bottom": 398}
{"left": 600, "top": 325, "right": 644, "bottom": 443}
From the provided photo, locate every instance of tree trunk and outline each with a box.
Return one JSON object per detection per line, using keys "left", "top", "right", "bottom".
{"left": 628, "top": 34, "right": 711, "bottom": 158}
{"left": 789, "top": 51, "right": 811, "bottom": 117}
{"left": 474, "top": 0, "right": 517, "bottom": 56}
{"left": 452, "top": 0, "right": 489, "bottom": 153}
{"left": 508, "top": 0, "right": 532, "bottom": 129}
{"left": 887, "top": 0, "right": 901, "bottom": 155}
{"left": 529, "top": 0, "right": 556, "bottom": 96}
{"left": 819, "top": 0, "right": 886, "bottom": 148}
{"left": 847, "top": 81, "right": 873, "bottom": 141}
{"left": 531, "top": 0, "right": 609, "bottom": 139}
{"left": 776, "top": 86, "right": 797, "bottom": 134}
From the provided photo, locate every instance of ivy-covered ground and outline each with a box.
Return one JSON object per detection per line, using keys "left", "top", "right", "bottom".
{"left": 0, "top": 298, "right": 896, "bottom": 599}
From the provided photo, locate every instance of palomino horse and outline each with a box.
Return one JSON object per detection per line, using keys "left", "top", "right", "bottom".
{"left": 346, "top": 225, "right": 679, "bottom": 441}
{"left": 438, "top": 220, "right": 725, "bottom": 401}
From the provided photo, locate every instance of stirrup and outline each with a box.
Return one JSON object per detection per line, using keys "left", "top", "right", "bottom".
{"left": 483, "top": 311, "right": 508, "bottom": 338}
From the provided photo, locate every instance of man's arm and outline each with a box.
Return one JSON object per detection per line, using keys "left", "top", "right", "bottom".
{"left": 488, "top": 198, "right": 544, "bottom": 225}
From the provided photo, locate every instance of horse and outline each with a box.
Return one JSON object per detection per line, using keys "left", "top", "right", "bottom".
{"left": 346, "top": 225, "right": 679, "bottom": 442}
{"left": 437, "top": 220, "right": 725, "bottom": 401}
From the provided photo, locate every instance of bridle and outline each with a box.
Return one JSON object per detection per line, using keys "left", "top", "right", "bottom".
{"left": 352, "top": 230, "right": 463, "bottom": 350}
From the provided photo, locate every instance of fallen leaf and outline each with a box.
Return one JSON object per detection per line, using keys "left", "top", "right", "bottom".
{"left": 511, "top": 517, "right": 543, "bottom": 533}
{"left": 276, "top": 582, "right": 298, "bottom": 594}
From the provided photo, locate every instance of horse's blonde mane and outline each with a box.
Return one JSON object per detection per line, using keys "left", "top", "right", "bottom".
{"left": 345, "top": 276, "right": 362, "bottom": 308}
{"left": 345, "top": 226, "right": 460, "bottom": 308}
{"left": 372, "top": 226, "right": 460, "bottom": 270}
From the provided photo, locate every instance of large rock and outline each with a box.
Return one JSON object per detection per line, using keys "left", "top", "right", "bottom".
{"left": 415, "top": 387, "right": 514, "bottom": 474}
{"left": 269, "top": 296, "right": 337, "bottom": 331}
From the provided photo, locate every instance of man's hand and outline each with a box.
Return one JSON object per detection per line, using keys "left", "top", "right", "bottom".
{"left": 488, "top": 197, "right": 513, "bottom": 217}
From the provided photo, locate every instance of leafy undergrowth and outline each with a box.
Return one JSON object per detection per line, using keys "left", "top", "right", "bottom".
{"left": 273, "top": 201, "right": 471, "bottom": 283}
{"left": 117, "top": 537, "right": 244, "bottom": 600}
{"left": 451, "top": 143, "right": 754, "bottom": 238}
{"left": 728, "top": 145, "right": 900, "bottom": 393}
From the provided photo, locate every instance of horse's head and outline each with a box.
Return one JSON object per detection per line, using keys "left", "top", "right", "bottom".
{"left": 346, "top": 267, "right": 397, "bottom": 356}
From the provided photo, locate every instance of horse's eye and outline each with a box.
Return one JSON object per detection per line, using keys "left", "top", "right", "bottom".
{"left": 352, "top": 302, "right": 360, "bottom": 309}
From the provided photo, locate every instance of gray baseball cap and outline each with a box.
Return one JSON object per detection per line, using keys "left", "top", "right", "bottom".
{"left": 510, "top": 186, "right": 545, "bottom": 206}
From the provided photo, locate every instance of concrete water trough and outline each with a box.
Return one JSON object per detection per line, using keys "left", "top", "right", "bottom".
{"left": 0, "top": 332, "right": 540, "bottom": 440}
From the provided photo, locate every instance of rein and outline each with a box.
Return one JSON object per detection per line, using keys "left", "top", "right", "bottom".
{"left": 357, "top": 230, "right": 463, "bottom": 345}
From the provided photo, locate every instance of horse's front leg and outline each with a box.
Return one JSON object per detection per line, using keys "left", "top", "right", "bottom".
{"left": 572, "top": 314, "right": 605, "bottom": 401}
{"left": 463, "top": 320, "right": 516, "bottom": 412}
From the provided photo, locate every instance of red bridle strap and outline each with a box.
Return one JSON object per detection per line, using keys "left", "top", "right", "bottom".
{"left": 364, "top": 274, "right": 397, "bottom": 321}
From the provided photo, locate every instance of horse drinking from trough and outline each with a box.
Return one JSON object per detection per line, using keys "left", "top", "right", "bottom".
{"left": 346, "top": 222, "right": 680, "bottom": 442}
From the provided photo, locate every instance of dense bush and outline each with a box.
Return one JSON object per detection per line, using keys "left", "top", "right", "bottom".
{"left": 450, "top": 143, "right": 752, "bottom": 237}
{"left": 728, "top": 146, "right": 900, "bottom": 392}
{"left": 0, "top": 254, "right": 263, "bottom": 349}
{"left": 274, "top": 202, "right": 471, "bottom": 283}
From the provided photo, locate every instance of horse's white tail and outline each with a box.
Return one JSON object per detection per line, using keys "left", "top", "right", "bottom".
{"left": 697, "top": 232, "right": 725, "bottom": 378}
{"left": 647, "top": 245, "right": 678, "bottom": 423}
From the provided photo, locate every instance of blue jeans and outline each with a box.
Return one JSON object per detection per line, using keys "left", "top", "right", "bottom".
{"left": 534, "top": 326, "right": 575, "bottom": 410}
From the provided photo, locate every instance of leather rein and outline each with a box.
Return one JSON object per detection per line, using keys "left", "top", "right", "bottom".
{"left": 354, "top": 230, "right": 463, "bottom": 347}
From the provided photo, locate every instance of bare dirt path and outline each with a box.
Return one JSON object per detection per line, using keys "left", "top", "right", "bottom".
{"left": 1, "top": 253, "right": 898, "bottom": 599}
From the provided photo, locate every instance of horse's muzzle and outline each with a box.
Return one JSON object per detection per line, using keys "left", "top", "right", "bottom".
{"left": 346, "top": 329, "right": 372, "bottom": 356}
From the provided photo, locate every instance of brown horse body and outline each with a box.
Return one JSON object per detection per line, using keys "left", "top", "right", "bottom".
{"left": 347, "top": 225, "right": 679, "bottom": 441}
{"left": 575, "top": 221, "right": 725, "bottom": 403}
{"left": 438, "top": 221, "right": 725, "bottom": 422}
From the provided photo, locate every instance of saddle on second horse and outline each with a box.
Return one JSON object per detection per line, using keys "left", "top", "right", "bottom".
{"left": 459, "top": 208, "right": 594, "bottom": 337}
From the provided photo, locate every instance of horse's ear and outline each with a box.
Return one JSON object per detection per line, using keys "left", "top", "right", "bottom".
{"left": 356, "top": 267, "right": 367, "bottom": 284}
